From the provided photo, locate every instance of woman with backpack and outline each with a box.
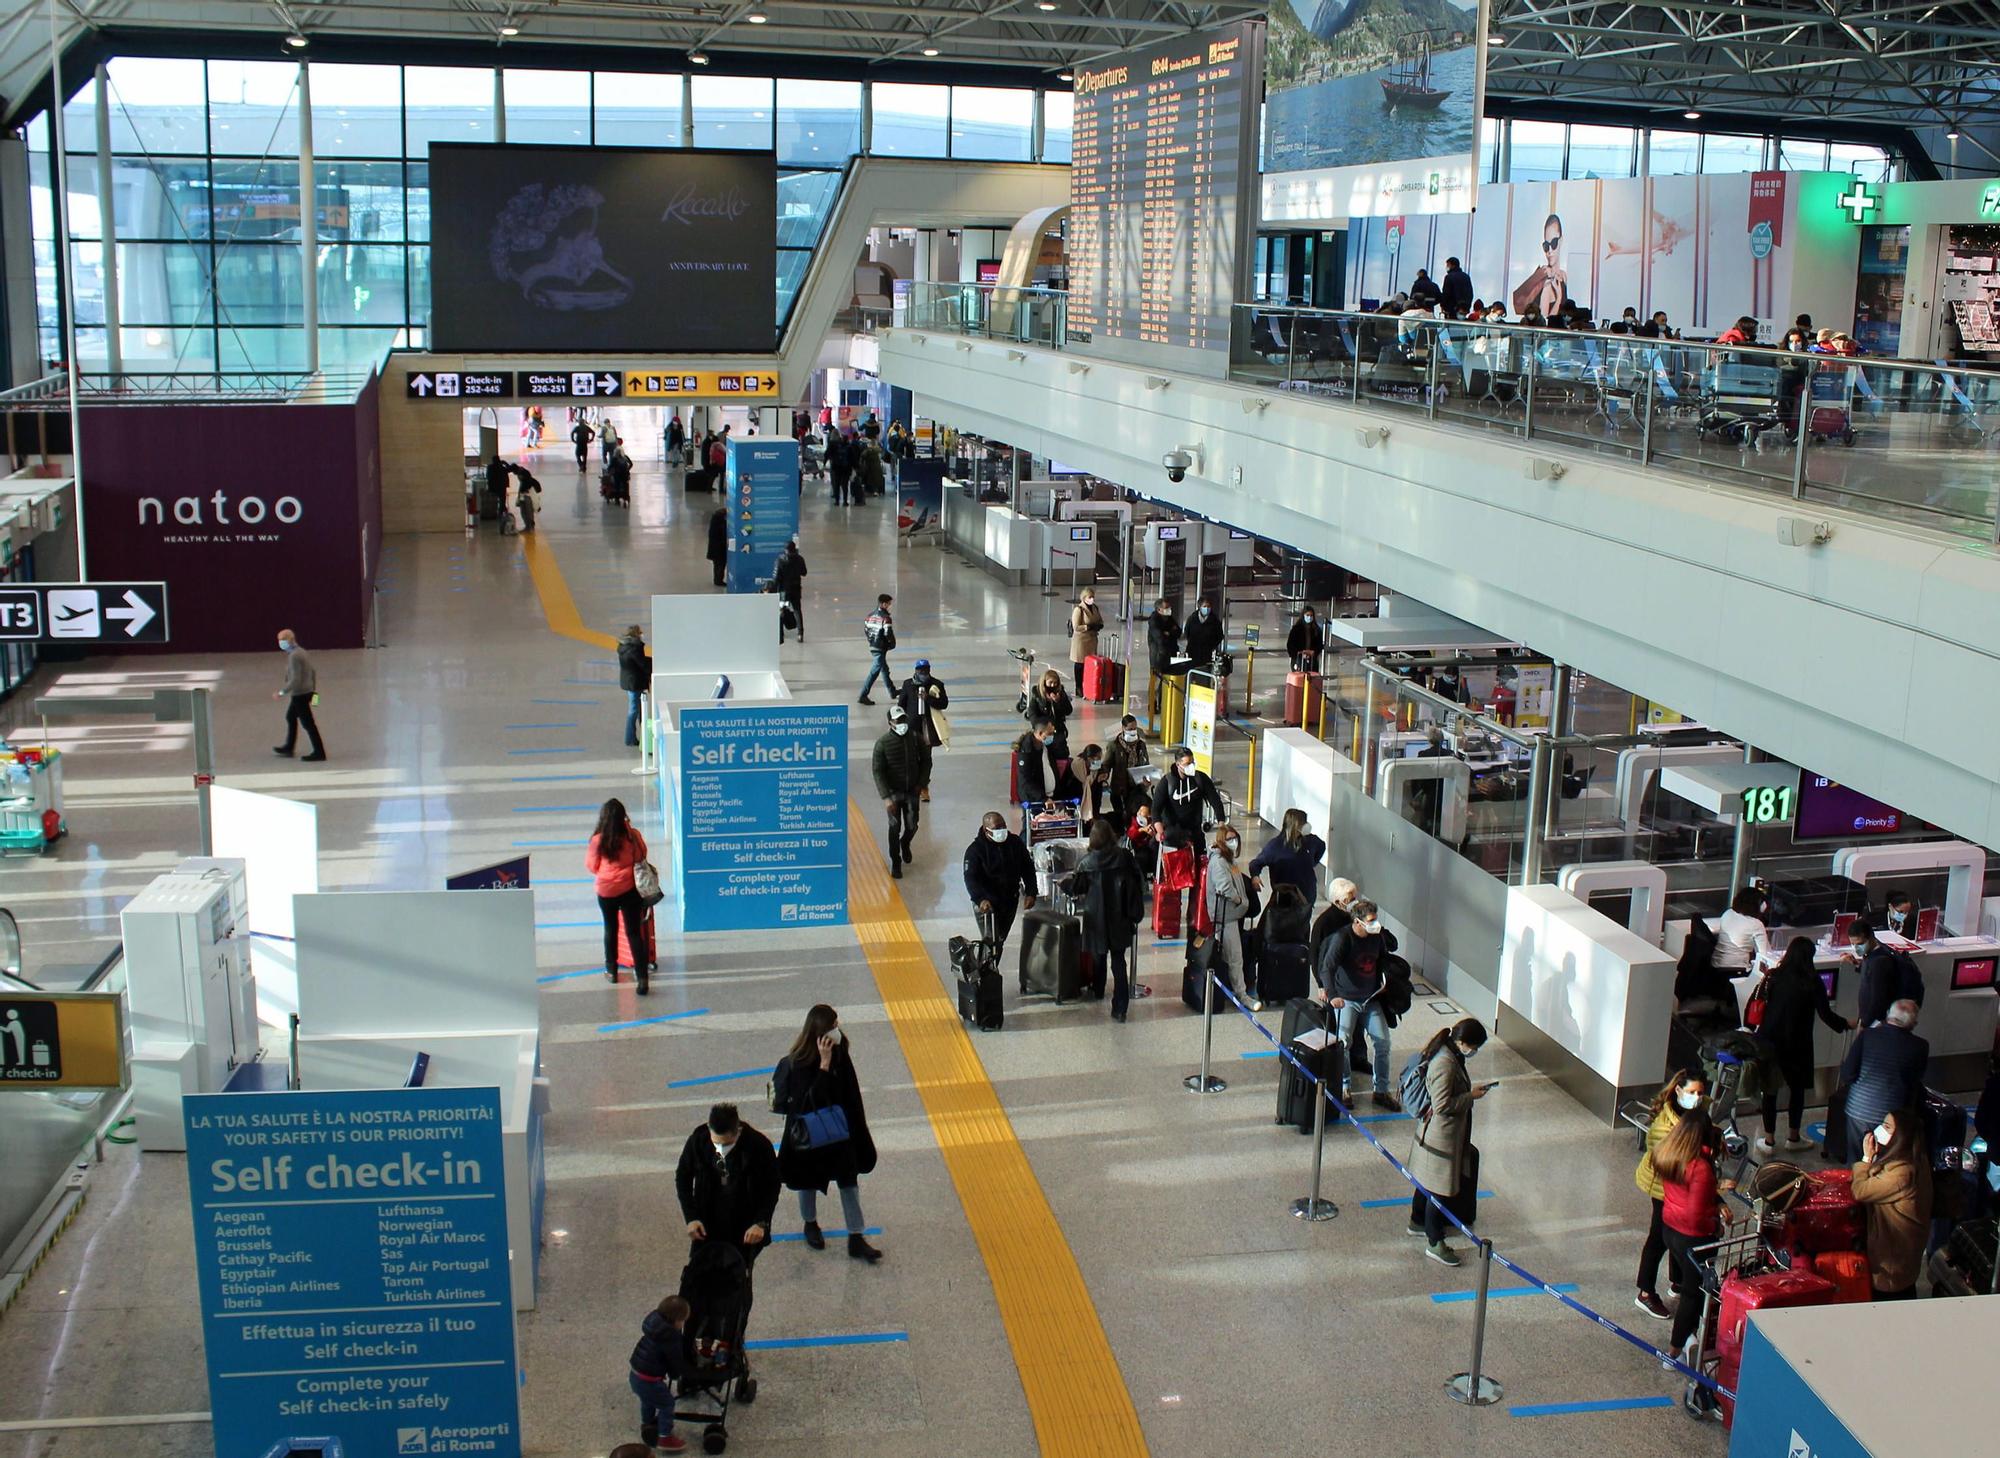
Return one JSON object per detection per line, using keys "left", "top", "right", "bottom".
{"left": 771, "top": 1004, "right": 882, "bottom": 1264}
{"left": 1405, "top": 1017, "right": 1492, "bottom": 1268}
{"left": 1076, "top": 818, "right": 1145, "bottom": 1022}
{"left": 585, "top": 797, "right": 651, "bottom": 993}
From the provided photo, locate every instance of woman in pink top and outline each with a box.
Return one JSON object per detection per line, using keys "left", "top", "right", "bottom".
{"left": 586, "top": 797, "right": 650, "bottom": 992}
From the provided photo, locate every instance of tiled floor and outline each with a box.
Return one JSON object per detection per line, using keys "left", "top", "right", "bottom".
{"left": 0, "top": 451, "right": 1733, "bottom": 1456}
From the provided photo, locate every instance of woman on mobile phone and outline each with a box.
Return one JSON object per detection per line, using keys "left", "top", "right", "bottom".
{"left": 772, "top": 1005, "right": 882, "bottom": 1264}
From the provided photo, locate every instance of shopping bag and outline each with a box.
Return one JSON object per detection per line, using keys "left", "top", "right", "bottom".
{"left": 932, "top": 708, "right": 952, "bottom": 750}
{"left": 633, "top": 860, "right": 665, "bottom": 907}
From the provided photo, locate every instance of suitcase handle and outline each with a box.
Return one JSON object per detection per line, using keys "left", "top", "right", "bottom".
{"left": 975, "top": 906, "right": 997, "bottom": 944}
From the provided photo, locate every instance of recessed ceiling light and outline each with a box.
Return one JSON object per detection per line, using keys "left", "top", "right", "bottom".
{"left": 690, "top": 51, "right": 710, "bottom": 64}
{"left": 1947, "top": 128, "right": 1962, "bottom": 140}
{"left": 922, "top": 45, "right": 940, "bottom": 56}
{"left": 1036, "top": 1, "right": 1058, "bottom": 9}
{"left": 500, "top": 24, "right": 520, "bottom": 36}
{"left": 285, "top": 33, "right": 308, "bottom": 48}
{"left": 1682, "top": 109, "right": 1702, "bottom": 120}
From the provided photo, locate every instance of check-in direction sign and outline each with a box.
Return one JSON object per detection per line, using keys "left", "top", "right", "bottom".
{"left": 404, "top": 368, "right": 778, "bottom": 401}
{"left": 0, "top": 582, "right": 168, "bottom": 644}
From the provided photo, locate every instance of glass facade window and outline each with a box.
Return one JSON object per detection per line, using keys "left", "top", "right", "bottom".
{"left": 950, "top": 86, "right": 1032, "bottom": 161}
{"left": 777, "top": 79, "right": 860, "bottom": 166}
{"left": 1778, "top": 137, "right": 1827, "bottom": 172}
{"left": 593, "top": 71, "right": 683, "bottom": 147}
{"left": 1701, "top": 132, "right": 1764, "bottom": 173}
{"left": 309, "top": 65, "right": 404, "bottom": 157}
{"left": 99, "top": 58, "right": 208, "bottom": 155}
{"left": 1566, "top": 124, "right": 1634, "bottom": 179}
{"left": 404, "top": 67, "right": 496, "bottom": 156}
{"left": 504, "top": 69, "right": 591, "bottom": 146}
{"left": 692, "top": 75, "right": 773, "bottom": 150}
{"left": 1043, "top": 91, "right": 1073, "bottom": 164}
{"left": 1509, "top": 120, "right": 1565, "bottom": 182}
{"left": 208, "top": 62, "right": 301, "bottom": 157}
{"left": 1645, "top": 129, "right": 1701, "bottom": 175}
{"left": 872, "top": 83, "right": 947, "bottom": 157}
{"left": 317, "top": 161, "right": 407, "bottom": 243}
{"left": 1829, "top": 142, "right": 1891, "bottom": 183}
{"left": 1480, "top": 117, "right": 1499, "bottom": 181}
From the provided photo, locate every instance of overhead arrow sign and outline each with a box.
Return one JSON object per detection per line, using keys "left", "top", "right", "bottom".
{"left": 597, "top": 374, "right": 622, "bottom": 395}
{"left": 0, "top": 583, "right": 168, "bottom": 644}
{"left": 106, "top": 590, "right": 158, "bottom": 638}
{"left": 407, "top": 373, "right": 434, "bottom": 397}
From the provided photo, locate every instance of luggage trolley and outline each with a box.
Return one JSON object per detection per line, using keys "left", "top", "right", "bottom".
{"left": 1697, "top": 361, "right": 1786, "bottom": 451}
{"left": 1806, "top": 364, "right": 1858, "bottom": 446}
{"left": 1674, "top": 1214, "right": 1770, "bottom": 1421}
{"left": 0, "top": 748, "right": 64, "bottom": 855}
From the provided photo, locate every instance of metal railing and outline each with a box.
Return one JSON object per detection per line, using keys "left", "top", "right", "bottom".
{"left": 898, "top": 281, "right": 2000, "bottom": 545}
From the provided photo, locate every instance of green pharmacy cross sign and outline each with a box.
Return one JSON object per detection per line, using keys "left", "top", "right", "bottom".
{"left": 1837, "top": 181, "right": 1880, "bottom": 224}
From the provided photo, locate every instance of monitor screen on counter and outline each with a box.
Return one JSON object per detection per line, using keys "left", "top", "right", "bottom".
{"left": 1951, "top": 956, "right": 1996, "bottom": 991}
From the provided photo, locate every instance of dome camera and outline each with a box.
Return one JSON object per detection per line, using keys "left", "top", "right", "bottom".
{"left": 1162, "top": 446, "right": 1198, "bottom": 483}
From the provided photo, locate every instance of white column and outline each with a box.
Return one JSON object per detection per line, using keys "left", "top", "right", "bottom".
{"left": 298, "top": 62, "right": 319, "bottom": 374}
{"left": 682, "top": 78, "right": 695, "bottom": 147}
{"left": 1031, "top": 90, "right": 1045, "bottom": 163}
{"left": 47, "top": 0, "right": 87, "bottom": 577}
{"left": 493, "top": 67, "right": 506, "bottom": 143}
{"left": 93, "top": 62, "right": 120, "bottom": 376}
{"left": 860, "top": 80, "right": 873, "bottom": 155}
{"left": 912, "top": 229, "right": 933, "bottom": 285}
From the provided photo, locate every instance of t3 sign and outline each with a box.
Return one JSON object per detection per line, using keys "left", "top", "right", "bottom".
{"left": 0, "top": 582, "right": 169, "bottom": 643}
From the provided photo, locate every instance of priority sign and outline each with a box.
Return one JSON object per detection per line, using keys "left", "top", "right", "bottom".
{"left": 0, "top": 583, "right": 169, "bottom": 644}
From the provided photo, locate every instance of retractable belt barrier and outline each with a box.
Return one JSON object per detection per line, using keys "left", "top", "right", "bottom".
{"left": 1191, "top": 970, "right": 1736, "bottom": 1406}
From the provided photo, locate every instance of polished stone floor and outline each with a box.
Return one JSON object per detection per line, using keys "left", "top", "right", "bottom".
{"left": 0, "top": 449, "right": 1735, "bottom": 1457}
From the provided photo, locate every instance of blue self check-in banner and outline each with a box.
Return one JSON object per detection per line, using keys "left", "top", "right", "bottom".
{"left": 184, "top": 1086, "right": 521, "bottom": 1458}
{"left": 725, "top": 437, "right": 800, "bottom": 593}
{"left": 678, "top": 703, "right": 847, "bottom": 931}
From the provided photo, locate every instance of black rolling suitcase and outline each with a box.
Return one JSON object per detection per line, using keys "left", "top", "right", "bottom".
{"left": 1018, "top": 905, "right": 1083, "bottom": 1002}
{"left": 1258, "top": 941, "right": 1312, "bottom": 1005}
{"left": 1275, "top": 998, "right": 1345, "bottom": 1134}
{"left": 950, "top": 918, "right": 1004, "bottom": 1032}
{"left": 1181, "top": 936, "right": 1215, "bottom": 1010}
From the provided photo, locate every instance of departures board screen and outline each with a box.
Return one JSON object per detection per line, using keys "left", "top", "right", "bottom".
{"left": 1066, "top": 21, "right": 1264, "bottom": 373}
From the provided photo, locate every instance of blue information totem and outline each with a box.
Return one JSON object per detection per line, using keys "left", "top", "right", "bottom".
{"left": 724, "top": 437, "right": 801, "bottom": 593}
{"left": 184, "top": 1086, "right": 521, "bottom": 1458}
{"left": 678, "top": 703, "right": 847, "bottom": 931}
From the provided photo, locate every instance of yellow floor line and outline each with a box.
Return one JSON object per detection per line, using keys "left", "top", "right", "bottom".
{"left": 846, "top": 809, "right": 1149, "bottom": 1457}
{"left": 518, "top": 529, "right": 619, "bottom": 651}
{"left": 524, "top": 527, "right": 1144, "bottom": 1452}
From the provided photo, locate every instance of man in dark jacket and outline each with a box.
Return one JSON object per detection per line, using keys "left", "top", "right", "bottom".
{"left": 1440, "top": 257, "right": 1474, "bottom": 317}
{"left": 570, "top": 418, "right": 594, "bottom": 470}
{"left": 1104, "top": 715, "right": 1153, "bottom": 825}
{"left": 1182, "top": 597, "right": 1225, "bottom": 674}
{"left": 1408, "top": 269, "right": 1443, "bottom": 310}
{"left": 1316, "top": 897, "right": 1403, "bottom": 1111}
{"left": 773, "top": 541, "right": 807, "bottom": 642}
{"left": 485, "top": 454, "right": 511, "bottom": 524}
{"left": 872, "top": 704, "right": 926, "bottom": 877}
{"left": 857, "top": 425, "right": 887, "bottom": 498}
{"left": 1014, "top": 721, "right": 1076, "bottom": 808}
{"left": 1837, "top": 1000, "right": 1929, "bottom": 1159}
{"left": 1145, "top": 599, "right": 1183, "bottom": 715}
{"left": 1848, "top": 917, "right": 1925, "bottom": 1026}
{"left": 963, "top": 810, "right": 1038, "bottom": 956}
{"left": 617, "top": 624, "right": 651, "bottom": 748}
{"left": 675, "top": 1103, "right": 780, "bottom": 1270}
{"left": 509, "top": 463, "right": 541, "bottom": 531}
{"left": 894, "top": 659, "right": 949, "bottom": 801}
{"left": 1149, "top": 747, "right": 1224, "bottom": 849}
{"left": 826, "top": 430, "right": 853, "bottom": 505}
{"left": 706, "top": 507, "right": 729, "bottom": 587}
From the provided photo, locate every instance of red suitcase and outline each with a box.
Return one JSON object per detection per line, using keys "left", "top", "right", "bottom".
{"left": 1283, "top": 671, "right": 1323, "bottom": 727}
{"left": 1152, "top": 881, "right": 1182, "bottom": 939}
{"left": 615, "top": 908, "right": 656, "bottom": 972}
{"left": 1809, "top": 1249, "right": 1872, "bottom": 1304}
{"left": 1008, "top": 746, "right": 1021, "bottom": 804}
{"left": 1781, "top": 1169, "right": 1864, "bottom": 1256}
{"left": 1083, "top": 654, "right": 1122, "bottom": 704}
{"left": 1715, "top": 1267, "right": 1837, "bottom": 1424}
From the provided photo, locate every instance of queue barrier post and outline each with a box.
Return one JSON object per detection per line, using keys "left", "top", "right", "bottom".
{"left": 1290, "top": 1082, "right": 1339, "bottom": 1222}
{"left": 1445, "top": 1236, "right": 1504, "bottom": 1407}
{"left": 632, "top": 691, "right": 655, "bottom": 777}
{"left": 1182, "top": 966, "right": 1227, "bottom": 1094}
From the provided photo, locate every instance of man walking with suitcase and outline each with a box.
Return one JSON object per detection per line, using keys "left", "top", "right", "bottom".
{"left": 271, "top": 628, "right": 327, "bottom": 762}
{"left": 871, "top": 705, "right": 926, "bottom": 879}
{"left": 963, "top": 811, "right": 1037, "bottom": 958}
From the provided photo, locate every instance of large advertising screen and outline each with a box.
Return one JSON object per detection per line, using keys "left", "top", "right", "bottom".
{"left": 1065, "top": 21, "right": 1265, "bottom": 374}
{"left": 428, "top": 145, "right": 776, "bottom": 353}
{"left": 1261, "top": 0, "right": 1485, "bottom": 222}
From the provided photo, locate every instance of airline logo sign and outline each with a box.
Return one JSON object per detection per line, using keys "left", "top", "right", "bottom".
{"left": 624, "top": 371, "right": 780, "bottom": 398}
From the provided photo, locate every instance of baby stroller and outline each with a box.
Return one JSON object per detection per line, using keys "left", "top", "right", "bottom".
{"left": 801, "top": 434, "right": 825, "bottom": 481}
{"left": 673, "top": 1240, "right": 758, "bottom": 1453}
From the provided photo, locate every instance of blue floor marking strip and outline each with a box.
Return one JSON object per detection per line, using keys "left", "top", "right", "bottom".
{"left": 536, "top": 968, "right": 602, "bottom": 983}
{"left": 1509, "top": 1397, "right": 1675, "bottom": 1418}
{"left": 536, "top": 876, "right": 593, "bottom": 885}
{"left": 536, "top": 920, "right": 600, "bottom": 930}
{"left": 742, "top": 1331, "right": 907, "bottom": 1351}
{"left": 1432, "top": 1283, "right": 1578, "bottom": 1304}
{"left": 515, "top": 839, "right": 586, "bottom": 848}
{"left": 1239, "top": 1049, "right": 1279, "bottom": 1060}
{"left": 504, "top": 722, "right": 581, "bottom": 730}
{"left": 1153, "top": 939, "right": 1185, "bottom": 947}
{"left": 1360, "top": 1191, "right": 1493, "bottom": 1209}
{"left": 509, "top": 773, "right": 597, "bottom": 782}
{"left": 767, "top": 1227, "right": 882, "bottom": 1244}
{"left": 507, "top": 746, "right": 585, "bottom": 755}
{"left": 510, "top": 804, "right": 595, "bottom": 814}
{"left": 598, "top": 1008, "right": 710, "bottom": 1033}
{"left": 666, "top": 1066, "right": 770, "bottom": 1089}
{"left": 1353, "top": 1111, "right": 1415, "bottom": 1123}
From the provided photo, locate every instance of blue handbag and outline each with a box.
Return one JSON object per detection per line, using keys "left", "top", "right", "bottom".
{"left": 795, "top": 1104, "right": 851, "bottom": 1150}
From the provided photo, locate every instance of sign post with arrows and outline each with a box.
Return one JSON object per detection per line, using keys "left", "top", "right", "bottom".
{"left": 0, "top": 583, "right": 169, "bottom": 644}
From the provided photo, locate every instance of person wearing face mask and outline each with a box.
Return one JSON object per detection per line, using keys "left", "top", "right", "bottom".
{"left": 1249, "top": 808, "right": 1325, "bottom": 907}
{"left": 1201, "top": 824, "right": 1253, "bottom": 1002}
{"left": 1149, "top": 747, "right": 1225, "bottom": 850}
{"left": 1146, "top": 599, "right": 1184, "bottom": 716}
{"left": 1077, "top": 817, "right": 1146, "bottom": 1022}
{"left": 1847, "top": 916, "right": 1926, "bottom": 1028}
{"left": 1126, "top": 802, "right": 1161, "bottom": 883}
{"left": 772, "top": 1004, "right": 882, "bottom": 1263}
{"left": 1183, "top": 596, "right": 1225, "bottom": 675}
{"left": 271, "top": 628, "right": 327, "bottom": 762}
{"left": 1025, "top": 668, "right": 1074, "bottom": 762}
{"left": 675, "top": 1103, "right": 781, "bottom": 1278}
{"left": 1074, "top": 742, "right": 1110, "bottom": 822}
{"left": 1068, "top": 588, "right": 1105, "bottom": 696}
{"left": 1286, "top": 609, "right": 1325, "bottom": 676}
{"left": 963, "top": 811, "right": 1038, "bottom": 958}
{"left": 1712, "top": 885, "right": 1777, "bottom": 973}
{"left": 1851, "top": 1109, "right": 1932, "bottom": 1299}
{"left": 1104, "top": 714, "right": 1154, "bottom": 826}
{"left": 1653, "top": 1097, "right": 1734, "bottom": 1359}
{"left": 1013, "top": 721, "right": 1079, "bottom": 815}
{"left": 1406, "top": 1018, "right": 1493, "bottom": 1268}
{"left": 1316, "top": 897, "right": 1402, "bottom": 1111}
{"left": 1874, "top": 889, "right": 1917, "bottom": 940}
{"left": 893, "top": 660, "right": 950, "bottom": 802}
{"left": 1753, "top": 937, "right": 1856, "bottom": 1155}
{"left": 1837, "top": 999, "right": 1929, "bottom": 1162}
{"left": 1632, "top": 1070, "right": 1710, "bottom": 1319}
{"left": 871, "top": 705, "right": 927, "bottom": 879}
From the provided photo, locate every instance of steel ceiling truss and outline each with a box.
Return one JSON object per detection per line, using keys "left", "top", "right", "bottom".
{"left": 1488, "top": 0, "right": 2000, "bottom": 129}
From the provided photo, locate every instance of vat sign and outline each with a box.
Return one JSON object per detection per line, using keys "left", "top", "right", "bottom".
{"left": 0, "top": 582, "right": 168, "bottom": 643}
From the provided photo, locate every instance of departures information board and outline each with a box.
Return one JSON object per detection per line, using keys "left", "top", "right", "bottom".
{"left": 1066, "top": 21, "right": 1264, "bottom": 370}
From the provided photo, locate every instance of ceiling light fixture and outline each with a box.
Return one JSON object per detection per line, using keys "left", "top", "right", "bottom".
{"left": 1683, "top": 109, "right": 1702, "bottom": 120}
{"left": 1058, "top": 71, "right": 1073, "bottom": 82}
{"left": 1947, "top": 128, "right": 1962, "bottom": 140}
{"left": 747, "top": 10, "right": 768, "bottom": 21}
{"left": 922, "top": 45, "right": 940, "bottom": 56}
{"left": 500, "top": 24, "right": 520, "bottom": 36}
{"left": 285, "top": 33, "right": 308, "bottom": 48}
{"left": 1036, "top": 1, "right": 1058, "bottom": 9}
{"left": 690, "top": 51, "right": 710, "bottom": 64}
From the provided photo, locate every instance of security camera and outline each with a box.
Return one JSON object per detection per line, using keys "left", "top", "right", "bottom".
{"left": 1162, "top": 445, "right": 1200, "bottom": 483}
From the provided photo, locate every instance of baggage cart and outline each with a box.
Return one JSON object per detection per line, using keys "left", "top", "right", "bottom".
{"left": 0, "top": 750, "right": 64, "bottom": 855}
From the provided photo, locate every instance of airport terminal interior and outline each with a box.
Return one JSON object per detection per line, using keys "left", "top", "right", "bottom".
{"left": 0, "top": 4, "right": 1998, "bottom": 1458}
